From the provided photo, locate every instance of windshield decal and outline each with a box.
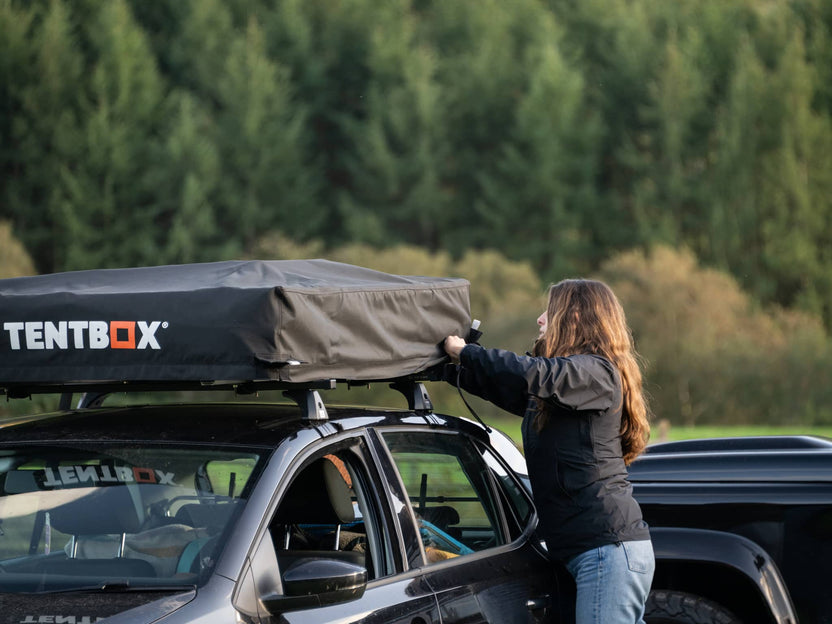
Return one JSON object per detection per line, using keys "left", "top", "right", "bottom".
{"left": 18, "top": 617, "right": 103, "bottom": 623}
{"left": 38, "top": 465, "right": 177, "bottom": 489}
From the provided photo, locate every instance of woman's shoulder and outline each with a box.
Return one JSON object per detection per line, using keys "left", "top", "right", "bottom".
{"left": 561, "top": 354, "right": 619, "bottom": 386}
{"left": 563, "top": 353, "right": 615, "bottom": 370}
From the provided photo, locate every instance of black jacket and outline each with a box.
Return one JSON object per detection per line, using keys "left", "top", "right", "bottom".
{"left": 453, "top": 344, "right": 650, "bottom": 562}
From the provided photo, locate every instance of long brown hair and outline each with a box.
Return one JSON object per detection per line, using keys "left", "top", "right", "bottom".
{"left": 533, "top": 279, "right": 651, "bottom": 464}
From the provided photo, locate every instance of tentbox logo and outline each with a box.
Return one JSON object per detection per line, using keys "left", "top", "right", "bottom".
{"left": 2, "top": 321, "right": 168, "bottom": 351}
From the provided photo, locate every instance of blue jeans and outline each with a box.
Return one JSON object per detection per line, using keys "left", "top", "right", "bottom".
{"left": 565, "top": 540, "right": 655, "bottom": 624}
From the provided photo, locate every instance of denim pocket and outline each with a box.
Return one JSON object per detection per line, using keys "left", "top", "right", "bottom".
{"left": 622, "top": 540, "right": 653, "bottom": 574}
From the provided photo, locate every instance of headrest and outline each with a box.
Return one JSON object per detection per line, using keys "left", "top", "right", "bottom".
{"left": 49, "top": 486, "right": 142, "bottom": 535}
{"left": 174, "top": 501, "right": 238, "bottom": 531}
{"left": 43, "top": 557, "right": 156, "bottom": 578}
{"left": 3, "top": 470, "right": 39, "bottom": 494}
{"left": 421, "top": 505, "right": 460, "bottom": 528}
{"left": 273, "top": 458, "right": 355, "bottom": 525}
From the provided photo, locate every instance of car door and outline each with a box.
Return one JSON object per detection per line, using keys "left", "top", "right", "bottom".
{"left": 376, "top": 429, "right": 573, "bottom": 624}
{"left": 233, "top": 433, "right": 442, "bottom": 624}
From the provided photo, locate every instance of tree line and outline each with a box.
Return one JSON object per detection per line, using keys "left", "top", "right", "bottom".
{"left": 2, "top": 0, "right": 832, "bottom": 427}
{"left": 2, "top": 0, "right": 832, "bottom": 325}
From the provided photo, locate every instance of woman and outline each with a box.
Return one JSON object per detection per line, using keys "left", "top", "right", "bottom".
{"left": 444, "top": 278, "right": 654, "bottom": 624}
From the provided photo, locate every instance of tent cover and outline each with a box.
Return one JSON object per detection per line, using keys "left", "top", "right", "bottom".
{"left": 0, "top": 260, "right": 471, "bottom": 394}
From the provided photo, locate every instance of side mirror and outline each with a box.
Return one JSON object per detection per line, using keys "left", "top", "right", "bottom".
{"left": 262, "top": 557, "right": 367, "bottom": 614}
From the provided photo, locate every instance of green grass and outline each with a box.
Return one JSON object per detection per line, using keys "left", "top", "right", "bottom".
{"left": 487, "top": 417, "right": 832, "bottom": 449}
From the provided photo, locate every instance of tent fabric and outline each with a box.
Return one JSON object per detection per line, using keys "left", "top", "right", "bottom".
{"left": 0, "top": 260, "right": 471, "bottom": 388}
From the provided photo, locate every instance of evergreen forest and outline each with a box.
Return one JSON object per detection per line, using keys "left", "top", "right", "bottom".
{"left": 2, "top": 0, "right": 832, "bottom": 429}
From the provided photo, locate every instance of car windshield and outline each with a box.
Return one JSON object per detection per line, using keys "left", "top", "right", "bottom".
{"left": 0, "top": 444, "right": 264, "bottom": 593}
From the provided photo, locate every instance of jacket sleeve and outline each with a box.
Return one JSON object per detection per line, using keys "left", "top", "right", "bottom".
{"left": 456, "top": 345, "right": 618, "bottom": 413}
{"left": 442, "top": 350, "right": 529, "bottom": 417}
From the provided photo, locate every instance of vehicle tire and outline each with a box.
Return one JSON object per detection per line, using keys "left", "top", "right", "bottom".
{"left": 645, "top": 590, "right": 741, "bottom": 624}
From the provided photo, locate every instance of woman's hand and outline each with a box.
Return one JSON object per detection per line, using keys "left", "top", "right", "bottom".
{"left": 444, "top": 335, "right": 466, "bottom": 363}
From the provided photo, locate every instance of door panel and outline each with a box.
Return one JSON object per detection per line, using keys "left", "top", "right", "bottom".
{"left": 377, "top": 429, "right": 573, "bottom": 623}
{"left": 277, "top": 576, "right": 439, "bottom": 624}
{"left": 425, "top": 544, "right": 572, "bottom": 624}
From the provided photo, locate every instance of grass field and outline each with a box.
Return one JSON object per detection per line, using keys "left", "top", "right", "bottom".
{"left": 488, "top": 417, "right": 832, "bottom": 449}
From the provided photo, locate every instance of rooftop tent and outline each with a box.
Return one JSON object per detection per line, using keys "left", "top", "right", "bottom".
{"left": 0, "top": 260, "right": 471, "bottom": 392}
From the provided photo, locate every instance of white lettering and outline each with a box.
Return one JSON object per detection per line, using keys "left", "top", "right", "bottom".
{"left": 4, "top": 320, "right": 166, "bottom": 351}
{"left": 38, "top": 465, "right": 175, "bottom": 489}
{"left": 115, "top": 466, "right": 133, "bottom": 482}
{"left": 68, "top": 321, "right": 88, "bottom": 348}
{"left": 99, "top": 466, "right": 118, "bottom": 482}
{"left": 75, "top": 466, "right": 99, "bottom": 484}
{"left": 44, "top": 321, "right": 68, "bottom": 349}
{"left": 58, "top": 466, "right": 78, "bottom": 485}
{"left": 18, "top": 616, "right": 104, "bottom": 624}
{"left": 136, "top": 321, "right": 162, "bottom": 350}
{"left": 155, "top": 470, "right": 176, "bottom": 485}
{"left": 3, "top": 322, "right": 24, "bottom": 350}
{"left": 25, "top": 322, "right": 44, "bottom": 350}
{"left": 88, "top": 321, "right": 109, "bottom": 349}
{"left": 42, "top": 468, "right": 62, "bottom": 488}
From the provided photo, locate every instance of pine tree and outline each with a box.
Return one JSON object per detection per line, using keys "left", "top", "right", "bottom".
{"left": 338, "top": 0, "right": 449, "bottom": 249}
{"left": 57, "top": 0, "right": 168, "bottom": 270}
{"left": 0, "top": 0, "right": 34, "bottom": 223}
{"left": 262, "top": 0, "right": 383, "bottom": 245}
{"left": 755, "top": 30, "right": 830, "bottom": 318}
{"left": 214, "top": 17, "right": 321, "bottom": 250}
{"left": 631, "top": 29, "right": 708, "bottom": 250}
{"left": 1, "top": 0, "right": 85, "bottom": 273}
{"left": 708, "top": 21, "right": 832, "bottom": 326}
{"left": 151, "top": 92, "right": 227, "bottom": 264}
{"left": 477, "top": 30, "right": 598, "bottom": 277}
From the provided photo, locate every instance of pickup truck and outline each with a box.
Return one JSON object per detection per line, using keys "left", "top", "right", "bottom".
{"left": 631, "top": 435, "right": 832, "bottom": 624}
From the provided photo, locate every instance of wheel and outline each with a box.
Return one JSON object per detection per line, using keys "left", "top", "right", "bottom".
{"left": 645, "top": 590, "right": 741, "bottom": 624}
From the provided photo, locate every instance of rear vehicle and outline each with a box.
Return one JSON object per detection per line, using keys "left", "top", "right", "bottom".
{"left": 632, "top": 436, "right": 826, "bottom": 624}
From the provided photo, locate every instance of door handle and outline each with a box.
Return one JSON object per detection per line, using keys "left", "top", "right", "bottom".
{"left": 526, "top": 595, "right": 552, "bottom": 611}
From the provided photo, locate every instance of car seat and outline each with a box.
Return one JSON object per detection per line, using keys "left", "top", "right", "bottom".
{"left": 44, "top": 485, "right": 157, "bottom": 578}
{"left": 271, "top": 457, "right": 365, "bottom": 569}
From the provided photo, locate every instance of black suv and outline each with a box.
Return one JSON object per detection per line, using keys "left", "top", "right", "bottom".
{"left": 629, "top": 436, "right": 828, "bottom": 624}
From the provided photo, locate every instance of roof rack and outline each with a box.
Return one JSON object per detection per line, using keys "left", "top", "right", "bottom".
{"left": 1, "top": 378, "right": 338, "bottom": 401}
{"left": 389, "top": 380, "right": 433, "bottom": 414}
{"left": 4, "top": 375, "right": 439, "bottom": 423}
{"left": 282, "top": 388, "right": 329, "bottom": 422}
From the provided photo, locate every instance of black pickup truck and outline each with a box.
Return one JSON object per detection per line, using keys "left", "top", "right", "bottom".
{"left": 631, "top": 435, "right": 832, "bottom": 624}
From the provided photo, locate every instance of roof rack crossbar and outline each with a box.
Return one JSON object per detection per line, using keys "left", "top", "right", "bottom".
{"left": 77, "top": 392, "right": 108, "bottom": 409}
{"left": 1, "top": 378, "right": 339, "bottom": 398}
{"left": 58, "top": 393, "right": 73, "bottom": 410}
